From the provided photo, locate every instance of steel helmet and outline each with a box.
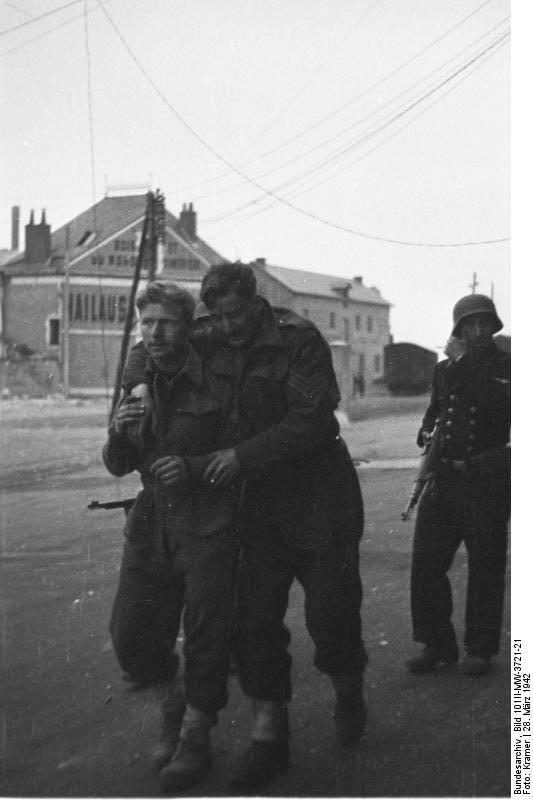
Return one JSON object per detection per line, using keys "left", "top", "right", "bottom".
{"left": 451, "top": 294, "right": 503, "bottom": 337}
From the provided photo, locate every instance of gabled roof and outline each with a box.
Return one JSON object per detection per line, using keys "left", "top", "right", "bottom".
{"left": 1, "top": 195, "right": 226, "bottom": 276}
{"left": 257, "top": 262, "right": 390, "bottom": 306}
{"left": 0, "top": 249, "right": 18, "bottom": 267}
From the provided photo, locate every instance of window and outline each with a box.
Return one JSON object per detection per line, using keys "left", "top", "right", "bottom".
{"left": 343, "top": 318, "right": 349, "bottom": 340}
{"left": 358, "top": 353, "right": 365, "bottom": 373}
{"left": 329, "top": 312, "right": 336, "bottom": 329}
{"left": 355, "top": 314, "right": 361, "bottom": 331}
{"left": 367, "top": 316, "right": 373, "bottom": 333}
{"left": 48, "top": 317, "right": 60, "bottom": 346}
{"left": 374, "top": 354, "right": 381, "bottom": 372}
{"left": 108, "top": 255, "right": 115, "bottom": 265}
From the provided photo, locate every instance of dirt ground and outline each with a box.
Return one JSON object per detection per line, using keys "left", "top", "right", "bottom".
{"left": 0, "top": 398, "right": 511, "bottom": 797}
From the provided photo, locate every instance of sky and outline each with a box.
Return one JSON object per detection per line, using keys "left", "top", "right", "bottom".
{"left": 1, "top": 0, "right": 512, "bottom": 351}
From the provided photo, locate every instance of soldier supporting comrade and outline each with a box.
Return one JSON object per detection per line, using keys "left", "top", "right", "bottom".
{"left": 124, "top": 261, "right": 368, "bottom": 793}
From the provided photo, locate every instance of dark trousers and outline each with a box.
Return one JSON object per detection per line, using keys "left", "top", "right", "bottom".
{"left": 110, "top": 528, "right": 239, "bottom": 715}
{"left": 410, "top": 481, "right": 509, "bottom": 657}
{"left": 235, "top": 522, "right": 368, "bottom": 703}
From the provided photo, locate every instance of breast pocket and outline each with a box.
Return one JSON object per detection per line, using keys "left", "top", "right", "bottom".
{"left": 243, "top": 361, "right": 289, "bottom": 425}
{"left": 166, "top": 397, "right": 223, "bottom": 453}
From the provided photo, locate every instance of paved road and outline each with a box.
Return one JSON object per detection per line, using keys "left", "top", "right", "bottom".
{"left": 0, "top": 451, "right": 511, "bottom": 797}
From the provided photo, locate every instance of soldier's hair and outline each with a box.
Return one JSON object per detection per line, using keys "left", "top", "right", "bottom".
{"left": 136, "top": 281, "right": 196, "bottom": 326}
{"left": 200, "top": 262, "right": 257, "bottom": 308}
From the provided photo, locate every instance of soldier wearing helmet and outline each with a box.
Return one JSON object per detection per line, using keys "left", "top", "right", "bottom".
{"left": 406, "top": 293, "right": 510, "bottom": 677}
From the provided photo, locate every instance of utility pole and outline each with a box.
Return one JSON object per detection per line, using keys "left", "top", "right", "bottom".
{"left": 146, "top": 189, "right": 166, "bottom": 280}
{"left": 109, "top": 192, "right": 152, "bottom": 419}
{"left": 147, "top": 192, "right": 157, "bottom": 281}
{"left": 63, "top": 225, "right": 71, "bottom": 398}
{"left": 468, "top": 272, "right": 478, "bottom": 294}
{"left": 154, "top": 189, "right": 166, "bottom": 276}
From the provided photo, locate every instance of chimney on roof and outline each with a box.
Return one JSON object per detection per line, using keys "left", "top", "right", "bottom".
{"left": 25, "top": 208, "right": 51, "bottom": 264}
{"left": 353, "top": 276, "right": 363, "bottom": 284}
{"left": 179, "top": 202, "right": 197, "bottom": 239}
{"left": 11, "top": 206, "right": 20, "bottom": 251}
{"left": 254, "top": 258, "right": 266, "bottom": 267}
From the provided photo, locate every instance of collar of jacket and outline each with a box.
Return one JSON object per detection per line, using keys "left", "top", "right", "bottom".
{"left": 447, "top": 341, "right": 499, "bottom": 372}
{"left": 146, "top": 343, "right": 204, "bottom": 388}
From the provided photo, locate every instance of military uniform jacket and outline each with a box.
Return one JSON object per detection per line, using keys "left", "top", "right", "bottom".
{"left": 123, "top": 298, "right": 364, "bottom": 546}
{"left": 205, "top": 298, "right": 363, "bottom": 544}
{"left": 418, "top": 343, "right": 510, "bottom": 500}
{"left": 104, "top": 344, "right": 235, "bottom": 553}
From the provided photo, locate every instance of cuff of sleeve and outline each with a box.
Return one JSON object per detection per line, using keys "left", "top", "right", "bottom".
{"left": 234, "top": 440, "right": 258, "bottom": 472}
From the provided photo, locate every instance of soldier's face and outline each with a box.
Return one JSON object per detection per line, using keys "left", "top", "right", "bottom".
{"left": 140, "top": 303, "right": 190, "bottom": 366}
{"left": 207, "top": 291, "right": 260, "bottom": 347}
{"left": 460, "top": 313, "right": 495, "bottom": 353}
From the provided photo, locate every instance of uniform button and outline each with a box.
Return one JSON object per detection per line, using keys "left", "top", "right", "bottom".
{"left": 445, "top": 420, "right": 453, "bottom": 427}
{"left": 449, "top": 394, "right": 456, "bottom": 401}
{"left": 469, "top": 433, "right": 476, "bottom": 440}
{"left": 470, "top": 406, "right": 477, "bottom": 413}
{"left": 469, "top": 420, "right": 476, "bottom": 426}
{"left": 447, "top": 407, "right": 455, "bottom": 414}
{"left": 445, "top": 434, "right": 452, "bottom": 441}
{"left": 467, "top": 446, "right": 474, "bottom": 452}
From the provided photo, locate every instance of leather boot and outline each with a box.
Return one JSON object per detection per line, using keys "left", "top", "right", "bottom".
{"left": 332, "top": 672, "right": 367, "bottom": 747}
{"left": 158, "top": 705, "right": 213, "bottom": 790}
{"left": 406, "top": 645, "right": 459, "bottom": 674}
{"left": 150, "top": 680, "right": 186, "bottom": 771}
{"left": 228, "top": 701, "right": 289, "bottom": 793}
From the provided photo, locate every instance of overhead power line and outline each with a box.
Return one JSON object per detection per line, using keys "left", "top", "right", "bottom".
{"left": 83, "top": 0, "right": 110, "bottom": 400}
{"left": 97, "top": 0, "right": 509, "bottom": 248}
{"left": 179, "top": 0, "right": 498, "bottom": 194}
{"left": 210, "top": 34, "right": 509, "bottom": 240}
{"left": 0, "top": 0, "right": 82, "bottom": 37}
{"left": 1, "top": 0, "right": 112, "bottom": 57}
{"left": 251, "top": 0, "right": 379, "bottom": 145}
{"left": 206, "top": 31, "right": 511, "bottom": 243}
{"left": 192, "top": 19, "right": 509, "bottom": 206}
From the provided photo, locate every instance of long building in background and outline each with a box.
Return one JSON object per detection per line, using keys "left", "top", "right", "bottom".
{"left": 0, "top": 195, "right": 391, "bottom": 403}
{"left": 249, "top": 258, "right": 391, "bottom": 404}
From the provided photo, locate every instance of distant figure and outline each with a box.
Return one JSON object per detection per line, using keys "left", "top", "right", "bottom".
{"left": 406, "top": 294, "right": 510, "bottom": 676}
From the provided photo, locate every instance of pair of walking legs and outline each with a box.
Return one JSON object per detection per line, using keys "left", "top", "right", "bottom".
{"left": 230, "top": 521, "right": 368, "bottom": 791}
{"left": 110, "top": 530, "right": 239, "bottom": 789}
{"left": 409, "top": 485, "right": 509, "bottom": 673}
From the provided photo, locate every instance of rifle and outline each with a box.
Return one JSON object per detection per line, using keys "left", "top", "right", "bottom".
{"left": 88, "top": 499, "right": 135, "bottom": 511}
{"left": 401, "top": 422, "right": 441, "bottom": 521}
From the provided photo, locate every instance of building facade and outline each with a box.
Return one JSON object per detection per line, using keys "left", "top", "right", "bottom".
{"left": 249, "top": 258, "right": 391, "bottom": 404}
{"left": 0, "top": 196, "right": 225, "bottom": 393}
{"left": 1, "top": 197, "right": 391, "bottom": 403}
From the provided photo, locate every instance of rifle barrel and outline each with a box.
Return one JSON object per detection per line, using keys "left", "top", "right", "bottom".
{"left": 88, "top": 499, "right": 135, "bottom": 510}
